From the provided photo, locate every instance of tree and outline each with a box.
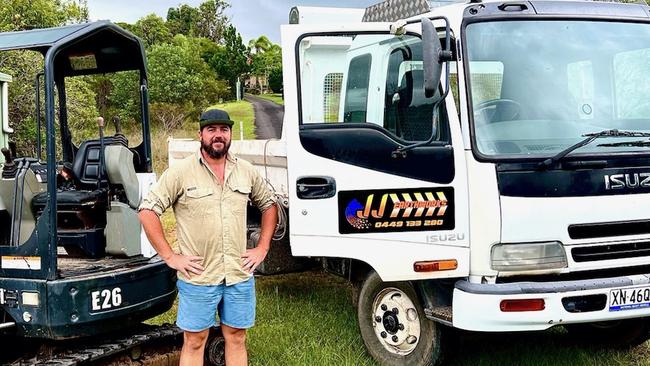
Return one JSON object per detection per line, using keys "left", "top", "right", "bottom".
{"left": 147, "top": 35, "right": 228, "bottom": 110}
{"left": 131, "top": 14, "right": 172, "bottom": 47}
{"left": 248, "top": 35, "right": 272, "bottom": 54}
{"left": 207, "top": 25, "right": 249, "bottom": 99}
{"left": 249, "top": 41, "right": 282, "bottom": 94}
{"left": 195, "top": 0, "right": 230, "bottom": 44}
{"left": 166, "top": 4, "right": 199, "bottom": 37}
{"left": 268, "top": 67, "right": 283, "bottom": 94}
{"left": 0, "top": 0, "right": 88, "bottom": 31}
{"left": 167, "top": 1, "right": 230, "bottom": 43}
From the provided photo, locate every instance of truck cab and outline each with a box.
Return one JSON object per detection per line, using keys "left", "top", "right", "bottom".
{"left": 282, "top": 0, "right": 650, "bottom": 364}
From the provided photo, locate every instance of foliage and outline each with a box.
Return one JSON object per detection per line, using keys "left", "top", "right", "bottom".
{"left": 207, "top": 25, "right": 249, "bottom": 98}
{"left": 167, "top": 1, "right": 230, "bottom": 43}
{"left": 131, "top": 14, "right": 172, "bottom": 47}
{"left": 249, "top": 38, "right": 282, "bottom": 94}
{"left": 0, "top": 0, "right": 91, "bottom": 155}
{"left": 248, "top": 35, "right": 272, "bottom": 54}
{"left": 104, "top": 70, "right": 140, "bottom": 124}
{"left": 0, "top": 0, "right": 259, "bottom": 155}
{"left": 0, "top": 0, "right": 88, "bottom": 31}
{"left": 166, "top": 4, "right": 199, "bottom": 38}
{"left": 148, "top": 35, "right": 229, "bottom": 108}
{"left": 268, "top": 67, "right": 283, "bottom": 94}
{"left": 195, "top": 0, "right": 230, "bottom": 43}
{"left": 64, "top": 76, "right": 99, "bottom": 143}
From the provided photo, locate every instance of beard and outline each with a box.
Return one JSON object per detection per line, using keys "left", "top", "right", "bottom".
{"left": 201, "top": 136, "right": 231, "bottom": 159}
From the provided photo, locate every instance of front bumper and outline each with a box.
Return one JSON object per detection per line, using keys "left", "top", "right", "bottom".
{"left": 452, "top": 273, "right": 650, "bottom": 332}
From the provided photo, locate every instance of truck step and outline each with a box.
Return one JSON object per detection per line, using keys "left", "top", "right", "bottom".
{"left": 424, "top": 305, "right": 453, "bottom": 326}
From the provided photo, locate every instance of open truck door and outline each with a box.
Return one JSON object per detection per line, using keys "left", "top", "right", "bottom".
{"left": 281, "top": 20, "right": 469, "bottom": 283}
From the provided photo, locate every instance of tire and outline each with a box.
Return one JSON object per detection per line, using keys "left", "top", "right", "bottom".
{"left": 565, "top": 318, "right": 650, "bottom": 348}
{"left": 357, "top": 271, "right": 443, "bottom": 366}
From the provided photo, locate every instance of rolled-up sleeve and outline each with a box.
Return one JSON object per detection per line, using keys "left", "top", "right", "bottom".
{"left": 138, "top": 167, "right": 183, "bottom": 216}
{"left": 250, "top": 169, "right": 275, "bottom": 212}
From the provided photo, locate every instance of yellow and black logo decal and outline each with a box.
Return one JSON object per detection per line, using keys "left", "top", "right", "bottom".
{"left": 338, "top": 187, "right": 454, "bottom": 234}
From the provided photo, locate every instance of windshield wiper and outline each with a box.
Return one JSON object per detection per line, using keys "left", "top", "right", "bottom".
{"left": 598, "top": 140, "right": 650, "bottom": 148}
{"left": 538, "top": 129, "right": 650, "bottom": 169}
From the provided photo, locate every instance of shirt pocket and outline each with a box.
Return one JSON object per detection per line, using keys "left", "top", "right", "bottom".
{"left": 184, "top": 187, "right": 216, "bottom": 215}
{"left": 228, "top": 184, "right": 251, "bottom": 214}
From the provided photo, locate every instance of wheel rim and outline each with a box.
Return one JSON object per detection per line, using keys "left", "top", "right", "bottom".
{"left": 371, "top": 287, "right": 421, "bottom": 355}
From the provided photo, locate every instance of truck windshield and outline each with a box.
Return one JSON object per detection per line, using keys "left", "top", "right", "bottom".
{"left": 466, "top": 20, "right": 650, "bottom": 159}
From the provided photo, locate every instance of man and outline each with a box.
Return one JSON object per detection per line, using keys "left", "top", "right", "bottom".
{"left": 139, "top": 108, "right": 278, "bottom": 366}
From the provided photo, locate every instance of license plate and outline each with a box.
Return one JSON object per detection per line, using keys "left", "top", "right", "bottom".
{"left": 609, "top": 285, "right": 650, "bottom": 311}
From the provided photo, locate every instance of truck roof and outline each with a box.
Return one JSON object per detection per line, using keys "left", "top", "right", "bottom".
{"left": 291, "top": 0, "right": 650, "bottom": 26}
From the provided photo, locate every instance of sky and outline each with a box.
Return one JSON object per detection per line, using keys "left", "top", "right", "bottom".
{"left": 87, "top": 0, "right": 379, "bottom": 44}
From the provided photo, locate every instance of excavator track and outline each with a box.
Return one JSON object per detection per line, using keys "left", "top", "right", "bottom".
{"left": 7, "top": 324, "right": 224, "bottom": 366}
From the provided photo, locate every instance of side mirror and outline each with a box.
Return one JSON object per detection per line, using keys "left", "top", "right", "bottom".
{"left": 422, "top": 18, "right": 443, "bottom": 99}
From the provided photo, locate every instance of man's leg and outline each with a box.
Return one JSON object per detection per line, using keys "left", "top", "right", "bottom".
{"left": 180, "top": 329, "right": 209, "bottom": 366}
{"left": 176, "top": 280, "right": 222, "bottom": 366}
{"left": 219, "top": 277, "right": 256, "bottom": 366}
{"left": 222, "top": 324, "right": 247, "bottom": 366}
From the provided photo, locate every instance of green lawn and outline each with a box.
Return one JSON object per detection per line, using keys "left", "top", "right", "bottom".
{"left": 148, "top": 268, "right": 650, "bottom": 366}
{"left": 251, "top": 93, "right": 284, "bottom": 106}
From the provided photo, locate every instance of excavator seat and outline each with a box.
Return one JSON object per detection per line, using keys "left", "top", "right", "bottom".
{"left": 31, "top": 136, "right": 135, "bottom": 258}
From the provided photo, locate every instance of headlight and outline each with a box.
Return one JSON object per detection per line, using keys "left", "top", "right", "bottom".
{"left": 491, "top": 241, "right": 567, "bottom": 271}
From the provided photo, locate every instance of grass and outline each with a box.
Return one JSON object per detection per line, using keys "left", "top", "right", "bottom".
{"left": 251, "top": 93, "right": 284, "bottom": 106}
{"left": 146, "top": 98, "right": 650, "bottom": 365}
{"left": 148, "top": 268, "right": 650, "bottom": 366}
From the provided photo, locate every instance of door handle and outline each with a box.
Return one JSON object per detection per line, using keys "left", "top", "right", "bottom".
{"left": 296, "top": 176, "right": 336, "bottom": 199}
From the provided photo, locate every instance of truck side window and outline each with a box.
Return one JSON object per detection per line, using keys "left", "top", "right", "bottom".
{"left": 296, "top": 33, "right": 455, "bottom": 184}
{"left": 343, "top": 54, "right": 372, "bottom": 122}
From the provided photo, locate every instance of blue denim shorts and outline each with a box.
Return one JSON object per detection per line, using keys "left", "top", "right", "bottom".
{"left": 176, "top": 277, "right": 256, "bottom": 332}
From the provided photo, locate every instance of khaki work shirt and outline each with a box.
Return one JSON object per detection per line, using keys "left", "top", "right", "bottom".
{"left": 139, "top": 150, "right": 275, "bottom": 286}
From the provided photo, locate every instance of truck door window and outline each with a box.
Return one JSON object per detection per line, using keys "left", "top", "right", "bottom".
{"left": 296, "top": 33, "right": 454, "bottom": 184}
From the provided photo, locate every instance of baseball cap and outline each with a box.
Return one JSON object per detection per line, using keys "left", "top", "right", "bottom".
{"left": 199, "top": 108, "right": 234, "bottom": 129}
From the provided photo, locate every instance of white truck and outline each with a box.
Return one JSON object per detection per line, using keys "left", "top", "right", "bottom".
{"left": 170, "top": 0, "right": 650, "bottom": 364}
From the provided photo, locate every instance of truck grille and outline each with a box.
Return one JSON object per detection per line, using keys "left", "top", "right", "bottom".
{"left": 568, "top": 219, "right": 650, "bottom": 239}
{"left": 572, "top": 241, "right": 650, "bottom": 262}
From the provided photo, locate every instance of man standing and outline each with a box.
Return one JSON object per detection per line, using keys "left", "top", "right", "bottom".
{"left": 139, "top": 108, "right": 278, "bottom": 366}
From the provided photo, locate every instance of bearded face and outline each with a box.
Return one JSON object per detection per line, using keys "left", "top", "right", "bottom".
{"left": 200, "top": 125, "right": 232, "bottom": 159}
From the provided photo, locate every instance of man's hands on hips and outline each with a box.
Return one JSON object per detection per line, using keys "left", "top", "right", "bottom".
{"left": 164, "top": 253, "right": 204, "bottom": 278}
{"left": 241, "top": 246, "right": 269, "bottom": 273}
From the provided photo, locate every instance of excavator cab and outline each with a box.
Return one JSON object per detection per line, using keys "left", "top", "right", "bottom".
{"left": 0, "top": 22, "right": 176, "bottom": 343}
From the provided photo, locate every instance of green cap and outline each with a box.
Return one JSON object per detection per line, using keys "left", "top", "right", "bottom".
{"left": 199, "top": 108, "right": 234, "bottom": 129}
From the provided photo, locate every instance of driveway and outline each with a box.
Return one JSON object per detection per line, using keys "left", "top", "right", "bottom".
{"left": 245, "top": 95, "right": 284, "bottom": 139}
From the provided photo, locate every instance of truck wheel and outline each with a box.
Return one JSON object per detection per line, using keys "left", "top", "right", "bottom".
{"left": 357, "top": 271, "right": 443, "bottom": 366}
{"left": 565, "top": 318, "right": 650, "bottom": 348}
